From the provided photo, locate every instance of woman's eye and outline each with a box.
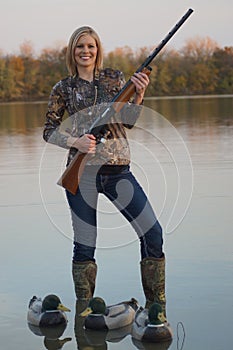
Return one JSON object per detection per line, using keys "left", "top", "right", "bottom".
{"left": 76, "top": 44, "right": 95, "bottom": 49}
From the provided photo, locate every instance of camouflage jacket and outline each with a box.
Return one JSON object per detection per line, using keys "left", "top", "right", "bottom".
{"left": 43, "top": 68, "right": 141, "bottom": 166}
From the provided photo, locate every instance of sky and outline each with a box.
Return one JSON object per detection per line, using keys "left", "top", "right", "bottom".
{"left": 1, "top": 0, "right": 232, "bottom": 55}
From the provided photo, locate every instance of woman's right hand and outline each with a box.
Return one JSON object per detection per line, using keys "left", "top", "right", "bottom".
{"left": 67, "top": 134, "right": 96, "bottom": 154}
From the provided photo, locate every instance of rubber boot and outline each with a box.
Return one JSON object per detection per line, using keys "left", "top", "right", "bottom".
{"left": 72, "top": 261, "right": 97, "bottom": 300}
{"left": 140, "top": 254, "right": 167, "bottom": 318}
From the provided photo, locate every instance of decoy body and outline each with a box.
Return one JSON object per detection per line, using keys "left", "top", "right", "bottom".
{"left": 80, "top": 297, "right": 139, "bottom": 330}
{"left": 131, "top": 303, "right": 172, "bottom": 343}
{"left": 27, "top": 295, "right": 71, "bottom": 327}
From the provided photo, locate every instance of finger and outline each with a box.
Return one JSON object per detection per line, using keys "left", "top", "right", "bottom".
{"left": 131, "top": 75, "right": 147, "bottom": 88}
{"left": 136, "top": 72, "right": 148, "bottom": 79}
{"left": 131, "top": 76, "right": 143, "bottom": 88}
{"left": 88, "top": 144, "right": 96, "bottom": 154}
{"left": 133, "top": 72, "right": 148, "bottom": 80}
{"left": 131, "top": 78, "right": 146, "bottom": 94}
{"left": 86, "top": 134, "right": 96, "bottom": 140}
{"left": 137, "top": 76, "right": 149, "bottom": 87}
{"left": 134, "top": 72, "right": 150, "bottom": 84}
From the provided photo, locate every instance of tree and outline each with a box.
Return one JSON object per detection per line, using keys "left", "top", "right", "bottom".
{"left": 37, "top": 46, "right": 67, "bottom": 96}
{"left": 19, "top": 41, "right": 40, "bottom": 99}
{"left": 181, "top": 36, "right": 219, "bottom": 62}
{"left": 0, "top": 55, "right": 6, "bottom": 99}
{"left": 104, "top": 46, "right": 136, "bottom": 78}
{"left": 212, "top": 46, "right": 233, "bottom": 94}
{"left": 180, "top": 37, "right": 219, "bottom": 94}
{"left": 20, "top": 40, "right": 35, "bottom": 58}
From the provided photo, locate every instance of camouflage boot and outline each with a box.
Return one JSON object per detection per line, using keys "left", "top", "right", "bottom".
{"left": 140, "top": 255, "right": 167, "bottom": 318}
{"left": 72, "top": 261, "right": 97, "bottom": 300}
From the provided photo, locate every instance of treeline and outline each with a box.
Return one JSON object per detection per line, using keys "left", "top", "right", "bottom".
{"left": 0, "top": 37, "right": 232, "bottom": 102}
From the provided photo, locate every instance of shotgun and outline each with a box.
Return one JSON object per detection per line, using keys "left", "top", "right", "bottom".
{"left": 57, "top": 8, "right": 194, "bottom": 195}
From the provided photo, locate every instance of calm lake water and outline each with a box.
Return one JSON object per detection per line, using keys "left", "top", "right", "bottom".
{"left": 0, "top": 96, "right": 233, "bottom": 350}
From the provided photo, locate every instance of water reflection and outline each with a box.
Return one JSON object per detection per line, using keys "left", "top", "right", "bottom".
{"left": 147, "top": 97, "right": 233, "bottom": 165}
{"left": 0, "top": 102, "right": 47, "bottom": 135}
{"left": 1, "top": 97, "right": 232, "bottom": 170}
{"left": 1, "top": 96, "right": 232, "bottom": 136}
{"left": 146, "top": 95, "right": 233, "bottom": 122}
{"left": 1, "top": 97, "right": 232, "bottom": 167}
{"left": 132, "top": 338, "right": 172, "bottom": 350}
{"left": 27, "top": 322, "right": 72, "bottom": 350}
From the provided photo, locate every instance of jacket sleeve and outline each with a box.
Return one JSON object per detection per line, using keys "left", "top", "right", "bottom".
{"left": 121, "top": 102, "right": 143, "bottom": 129}
{"left": 43, "top": 82, "right": 70, "bottom": 149}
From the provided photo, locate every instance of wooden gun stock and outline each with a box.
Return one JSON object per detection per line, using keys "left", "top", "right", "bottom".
{"left": 57, "top": 8, "right": 194, "bottom": 195}
{"left": 57, "top": 152, "right": 91, "bottom": 195}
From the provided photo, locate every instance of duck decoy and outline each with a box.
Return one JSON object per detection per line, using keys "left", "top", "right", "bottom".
{"left": 80, "top": 297, "right": 139, "bottom": 330}
{"left": 27, "top": 294, "right": 71, "bottom": 327}
{"left": 131, "top": 303, "right": 172, "bottom": 343}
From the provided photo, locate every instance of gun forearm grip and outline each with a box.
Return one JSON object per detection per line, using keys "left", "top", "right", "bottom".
{"left": 113, "top": 66, "right": 152, "bottom": 113}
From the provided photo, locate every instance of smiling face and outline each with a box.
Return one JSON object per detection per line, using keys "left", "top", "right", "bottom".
{"left": 74, "top": 34, "right": 98, "bottom": 72}
{"left": 66, "top": 26, "right": 103, "bottom": 76}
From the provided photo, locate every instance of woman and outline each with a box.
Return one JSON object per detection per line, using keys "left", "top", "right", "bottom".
{"left": 43, "top": 26, "right": 167, "bottom": 319}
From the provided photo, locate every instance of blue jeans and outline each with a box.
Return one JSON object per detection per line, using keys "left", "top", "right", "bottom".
{"left": 66, "top": 165, "right": 163, "bottom": 262}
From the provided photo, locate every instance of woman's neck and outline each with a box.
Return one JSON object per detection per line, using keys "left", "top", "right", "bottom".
{"left": 77, "top": 67, "right": 95, "bottom": 82}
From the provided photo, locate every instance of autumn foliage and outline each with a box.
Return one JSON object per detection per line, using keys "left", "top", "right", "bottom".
{"left": 0, "top": 37, "right": 232, "bottom": 102}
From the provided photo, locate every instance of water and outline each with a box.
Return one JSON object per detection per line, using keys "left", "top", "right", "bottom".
{"left": 0, "top": 96, "right": 233, "bottom": 350}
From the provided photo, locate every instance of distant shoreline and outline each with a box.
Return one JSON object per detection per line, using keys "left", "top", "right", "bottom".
{"left": 1, "top": 94, "right": 232, "bottom": 105}
{"left": 146, "top": 94, "right": 233, "bottom": 100}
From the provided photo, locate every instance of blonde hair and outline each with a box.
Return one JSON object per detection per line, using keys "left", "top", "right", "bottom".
{"left": 66, "top": 26, "right": 103, "bottom": 76}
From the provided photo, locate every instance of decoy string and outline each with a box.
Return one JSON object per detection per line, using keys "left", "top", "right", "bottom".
{"left": 176, "top": 321, "right": 186, "bottom": 350}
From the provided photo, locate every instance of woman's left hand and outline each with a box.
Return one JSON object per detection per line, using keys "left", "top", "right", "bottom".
{"left": 131, "top": 72, "right": 150, "bottom": 104}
